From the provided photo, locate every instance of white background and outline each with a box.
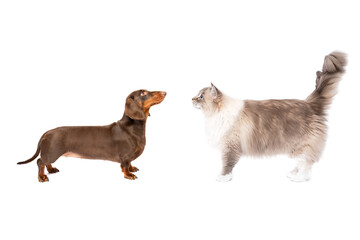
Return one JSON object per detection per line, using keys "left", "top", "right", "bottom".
{"left": 1, "top": 1, "right": 359, "bottom": 239}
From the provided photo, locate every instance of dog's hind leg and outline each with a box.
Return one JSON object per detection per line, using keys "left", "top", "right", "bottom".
{"left": 37, "top": 159, "right": 49, "bottom": 182}
{"left": 40, "top": 139, "right": 63, "bottom": 176}
{"left": 46, "top": 164, "right": 59, "bottom": 174}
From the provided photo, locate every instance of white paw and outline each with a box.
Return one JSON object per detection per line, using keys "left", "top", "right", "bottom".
{"left": 287, "top": 169, "right": 298, "bottom": 178}
{"left": 288, "top": 170, "right": 311, "bottom": 182}
{"left": 216, "top": 173, "right": 233, "bottom": 182}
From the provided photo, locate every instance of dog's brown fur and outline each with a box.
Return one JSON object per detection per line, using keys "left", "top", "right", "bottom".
{"left": 18, "top": 90, "right": 166, "bottom": 182}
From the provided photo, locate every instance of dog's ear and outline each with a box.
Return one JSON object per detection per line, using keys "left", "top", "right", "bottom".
{"left": 210, "top": 83, "right": 222, "bottom": 102}
{"left": 125, "top": 97, "right": 146, "bottom": 120}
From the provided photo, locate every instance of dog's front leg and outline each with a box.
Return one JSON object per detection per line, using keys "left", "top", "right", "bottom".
{"left": 129, "top": 163, "right": 139, "bottom": 172}
{"left": 120, "top": 161, "right": 138, "bottom": 180}
{"left": 216, "top": 149, "right": 241, "bottom": 182}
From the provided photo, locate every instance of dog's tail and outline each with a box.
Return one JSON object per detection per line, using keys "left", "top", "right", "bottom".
{"left": 306, "top": 51, "right": 347, "bottom": 116}
{"left": 17, "top": 135, "right": 43, "bottom": 165}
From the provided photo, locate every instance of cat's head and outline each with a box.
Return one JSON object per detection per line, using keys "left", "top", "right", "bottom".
{"left": 192, "top": 83, "right": 223, "bottom": 115}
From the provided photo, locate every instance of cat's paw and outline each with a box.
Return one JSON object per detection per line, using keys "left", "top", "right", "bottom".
{"left": 288, "top": 170, "right": 311, "bottom": 182}
{"left": 286, "top": 168, "right": 298, "bottom": 178}
{"left": 286, "top": 171, "right": 297, "bottom": 178}
{"left": 216, "top": 173, "right": 233, "bottom": 182}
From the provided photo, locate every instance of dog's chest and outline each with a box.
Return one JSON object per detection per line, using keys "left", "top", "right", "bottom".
{"left": 134, "top": 138, "right": 145, "bottom": 155}
{"left": 133, "top": 145, "right": 145, "bottom": 158}
{"left": 128, "top": 135, "right": 146, "bottom": 158}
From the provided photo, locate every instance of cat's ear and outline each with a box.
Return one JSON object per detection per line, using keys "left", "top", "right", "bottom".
{"left": 210, "top": 83, "right": 222, "bottom": 102}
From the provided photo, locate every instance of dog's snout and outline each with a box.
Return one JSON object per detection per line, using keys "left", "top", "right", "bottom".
{"left": 192, "top": 96, "right": 197, "bottom": 101}
{"left": 151, "top": 91, "right": 167, "bottom": 98}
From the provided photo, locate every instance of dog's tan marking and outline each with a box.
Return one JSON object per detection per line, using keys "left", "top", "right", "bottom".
{"left": 143, "top": 92, "right": 166, "bottom": 109}
{"left": 62, "top": 152, "right": 84, "bottom": 158}
{"left": 38, "top": 165, "right": 49, "bottom": 182}
{"left": 129, "top": 164, "right": 139, "bottom": 172}
{"left": 46, "top": 164, "right": 59, "bottom": 174}
{"left": 123, "top": 168, "right": 137, "bottom": 180}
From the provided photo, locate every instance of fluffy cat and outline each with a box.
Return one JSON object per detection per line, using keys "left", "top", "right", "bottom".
{"left": 192, "top": 52, "right": 347, "bottom": 182}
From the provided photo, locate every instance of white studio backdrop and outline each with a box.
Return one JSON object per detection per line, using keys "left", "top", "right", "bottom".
{"left": 1, "top": 1, "right": 359, "bottom": 239}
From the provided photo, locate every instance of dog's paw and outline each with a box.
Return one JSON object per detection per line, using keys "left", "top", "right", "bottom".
{"left": 38, "top": 175, "right": 49, "bottom": 182}
{"left": 216, "top": 173, "right": 233, "bottom": 182}
{"left": 129, "top": 166, "right": 139, "bottom": 172}
{"left": 47, "top": 168, "right": 59, "bottom": 174}
{"left": 124, "top": 173, "right": 138, "bottom": 180}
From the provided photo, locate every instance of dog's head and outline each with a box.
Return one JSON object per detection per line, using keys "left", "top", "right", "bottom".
{"left": 125, "top": 90, "right": 167, "bottom": 120}
{"left": 192, "top": 83, "right": 223, "bottom": 114}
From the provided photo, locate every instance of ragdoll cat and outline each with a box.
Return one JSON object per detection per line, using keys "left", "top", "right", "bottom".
{"left": 192, "top": 52, "right": 347, "bottom": 182}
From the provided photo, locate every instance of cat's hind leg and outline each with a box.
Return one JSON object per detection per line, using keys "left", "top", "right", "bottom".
{"left": 288, "top": 158, "right": 313, "bottom": 182}
{"left": 288, "top": 143, "right": 321, "bottom": 182}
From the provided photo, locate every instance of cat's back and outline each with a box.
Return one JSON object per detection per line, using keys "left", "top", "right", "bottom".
{"left": 243, "top": 99, "right": 315, "bottom": 122}
{"left": 233, "top": 99, "right": 321, "bottom": 156}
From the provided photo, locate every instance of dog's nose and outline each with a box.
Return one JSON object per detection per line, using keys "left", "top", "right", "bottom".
{"left": 192, "top": 96, "right": 197, "bottom": 101}
{"left": 160, "top": 91, "right": 167, "bottom": 96}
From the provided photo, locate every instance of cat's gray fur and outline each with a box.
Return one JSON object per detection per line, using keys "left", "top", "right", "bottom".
{"left": 192, "top": 52, "right": 347, "bottom": 182}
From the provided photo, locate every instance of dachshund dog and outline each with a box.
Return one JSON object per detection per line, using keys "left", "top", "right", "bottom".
{"left": 18, "top": 90, "right": 166, "bottom": 182}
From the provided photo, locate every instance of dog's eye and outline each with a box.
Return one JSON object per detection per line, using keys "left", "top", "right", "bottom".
{"left": 140, "top": 91, "right": 148, "bottom": 97}
{"left": 199, "top": 94, "right": 203, "bottom": 99}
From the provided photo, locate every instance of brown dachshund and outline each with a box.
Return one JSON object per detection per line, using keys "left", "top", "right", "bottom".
{"left": 18, "top": 89, "right": 166, "bottom": 182}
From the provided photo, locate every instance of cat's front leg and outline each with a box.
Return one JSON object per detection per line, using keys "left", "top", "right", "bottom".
{"left": 216, "top": 149, "right": 241, "bottom": 182}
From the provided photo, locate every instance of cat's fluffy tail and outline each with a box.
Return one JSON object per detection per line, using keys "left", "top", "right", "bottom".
{"left": 306, "top": 51, "right": 347, "bottom": 116}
